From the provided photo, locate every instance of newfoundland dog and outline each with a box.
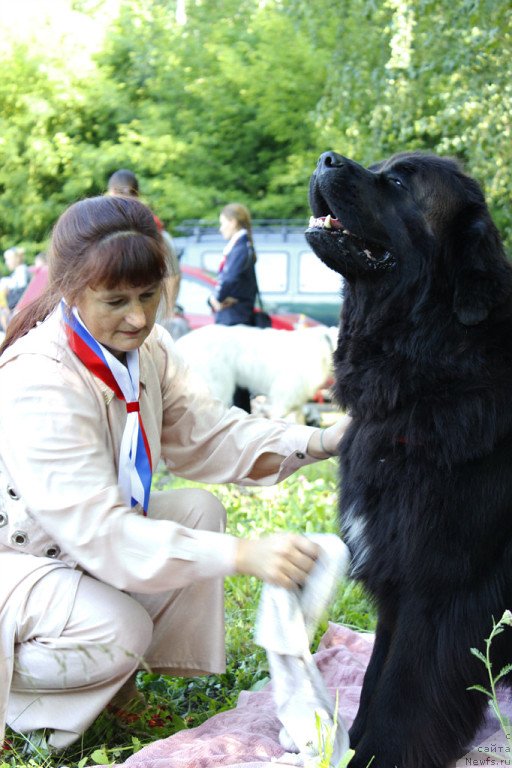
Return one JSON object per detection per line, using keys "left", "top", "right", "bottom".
{"left": 305, "top": 151, "right": 512, "bottom": 768}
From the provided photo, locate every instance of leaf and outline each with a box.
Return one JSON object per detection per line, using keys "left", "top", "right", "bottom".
{"left": 496, "top": 664, "right": 512, "bottom": 681}
{"left": 470, "top": 647, "right": 487, "bottom": 665}
{"left": 90, "top": 747, "right": 113, "bottom": 765}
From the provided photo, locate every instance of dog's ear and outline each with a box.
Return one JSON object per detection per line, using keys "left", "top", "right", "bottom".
{"left": 452, "top": 216, "right": 512, "bottom": 326}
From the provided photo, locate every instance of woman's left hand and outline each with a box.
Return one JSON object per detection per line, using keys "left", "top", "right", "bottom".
{"left": 208, "top": 295, "right": 238, "bottom": 312}
{"left": 307, "top": 412, "right": 351, "bottom": 459}
{"left": 220, "top": 296, "right": 238, "bottom": 308}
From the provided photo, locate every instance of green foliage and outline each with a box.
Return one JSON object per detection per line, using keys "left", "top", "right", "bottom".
{"left": 2, "top": 0, "right": 509, "bottom": 254}
{"left": 315, "top": 0, "right": 512, "bottom": 245}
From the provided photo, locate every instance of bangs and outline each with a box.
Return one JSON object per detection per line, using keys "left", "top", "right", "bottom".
{"left": 85, "top": 231, "right": 168, "bottom": 290}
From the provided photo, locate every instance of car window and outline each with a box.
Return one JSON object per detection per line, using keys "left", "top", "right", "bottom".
{"left": 255, "top": 251, "right": 289, "bottom": 293}
{"left": 200, "top": 251, "right": 222, "bottom": 273}
{"left": 179, "top": 276, "right": 211, "bottom": 314}
{"left": 298, "top": 250, "right": 340, "bottom": 294}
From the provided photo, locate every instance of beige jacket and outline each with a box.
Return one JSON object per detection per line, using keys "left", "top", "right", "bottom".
{"left": 0, "top": 310, "right": 318, "bottom": 737}
{"left": 0, "top": 309, "right": 318, "bottom": 588}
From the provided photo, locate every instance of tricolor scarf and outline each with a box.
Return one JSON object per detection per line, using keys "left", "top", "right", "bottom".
{"left": 61, "top": 300, "right": 152, "bottom": 514}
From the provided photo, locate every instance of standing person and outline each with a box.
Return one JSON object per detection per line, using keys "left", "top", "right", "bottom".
{"left": 0, "top": 247, "right": 30, "bottom": 330}
{"left": 209, "top": 203, "right": 258, "bottom": 412}
{"left": 107, "top": 169, "right": 182, "bottom": 320}
{"left": 0, "top": 194, "right": 348, "bottom": 752}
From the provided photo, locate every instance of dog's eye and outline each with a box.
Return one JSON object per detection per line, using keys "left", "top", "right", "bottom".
{"left": 390, "top": 177, "right": 406, "bottom": 189}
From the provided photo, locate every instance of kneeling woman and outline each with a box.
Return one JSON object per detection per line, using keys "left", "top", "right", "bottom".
{"left": 0, "top": 195, "right": 347, "bottom": 750}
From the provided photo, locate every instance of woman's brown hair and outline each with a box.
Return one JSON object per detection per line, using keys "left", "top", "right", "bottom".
{"left": 1, "top": 195, "right": 168, "bottom": 353}
{"left": 221, "top": 203, "right": 256, "bottom": 258}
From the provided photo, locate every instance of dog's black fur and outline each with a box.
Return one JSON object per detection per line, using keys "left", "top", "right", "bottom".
{"left": 305, "top": 151, "right": 512, "bottom": 768}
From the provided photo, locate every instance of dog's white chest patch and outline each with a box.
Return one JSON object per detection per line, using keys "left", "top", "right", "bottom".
{"left": 342, "top": 503, "right": 370, "bottom": 577}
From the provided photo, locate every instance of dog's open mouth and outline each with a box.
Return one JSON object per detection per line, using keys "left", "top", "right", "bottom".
{"left": 307, "top": 215, "right": 394, "bottom": 269}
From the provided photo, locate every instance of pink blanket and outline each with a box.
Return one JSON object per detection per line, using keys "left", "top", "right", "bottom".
{"left": 120, "top": 623, "right": 511, "bottom": 768}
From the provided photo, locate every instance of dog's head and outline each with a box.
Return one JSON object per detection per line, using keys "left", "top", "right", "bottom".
{"left": 305, "top": 150, "right": 512, "bottom": 325}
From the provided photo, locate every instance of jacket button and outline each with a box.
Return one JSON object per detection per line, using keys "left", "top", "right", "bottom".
{"left": 7, "top": 486, "right": 19, "bottom": 501}
{"left": 296, "top": 451, "right": 306, "bottom": 460}
{"left": 44, "top": 544, "right": 61, "bottom": 559}
{"left": 11, "top": 530, "right": 28, "bottom": 546}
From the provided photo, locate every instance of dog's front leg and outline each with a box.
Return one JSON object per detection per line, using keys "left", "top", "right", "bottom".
{"left": 349, "top": 615, "right": 394, "bottom": 748}
{"left": 348, "top": 600, "right": 489, "bottom": 768}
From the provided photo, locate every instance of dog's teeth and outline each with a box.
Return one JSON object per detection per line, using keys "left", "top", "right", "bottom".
{"left": 324, "top": 214, "right": 332, "bottom": 229}
{"left": 343, "top": 229, "right": 350, "bottom": 235}
{"left": 309, "top": 216, "right": 316, "bottom": 227}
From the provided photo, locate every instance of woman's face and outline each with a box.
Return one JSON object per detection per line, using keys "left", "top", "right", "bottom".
{"left": 219, "top": 213, "right": 240, "bottom": 241}
{"left": 75, "top": 281, "right": 162, "bottom": 359}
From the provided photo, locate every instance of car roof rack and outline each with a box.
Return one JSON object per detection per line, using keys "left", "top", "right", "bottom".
{"left": 175, "top": 218, "right": 308, "bottom": 241}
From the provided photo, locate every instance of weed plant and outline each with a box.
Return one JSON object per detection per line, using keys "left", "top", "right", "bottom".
{"left": 469, "top": 609, "right": 512, "bottom": 742}
{"left": 1, "top": 460, "right": 376, "bottom": 767}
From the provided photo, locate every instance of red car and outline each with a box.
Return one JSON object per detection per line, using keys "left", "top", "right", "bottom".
{"left": 178, "top": 265, "right": 319, "bottom": 330}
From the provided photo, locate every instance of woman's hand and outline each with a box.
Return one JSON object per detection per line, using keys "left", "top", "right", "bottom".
{"left": 306, "top": 412, "right": 352, "bottom": 459}
{"left": 235, "top": 533, "right": 320, "bottom": 589}
{"left": 221, "top": 296, "right": 238, "bottom": 308}
{"left": 208, "top": 295, "right": 238, "bottom": 312}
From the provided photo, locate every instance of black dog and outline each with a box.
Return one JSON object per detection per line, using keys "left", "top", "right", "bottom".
{"left": 305, "top": 151, "right": 512, "bottom": 768}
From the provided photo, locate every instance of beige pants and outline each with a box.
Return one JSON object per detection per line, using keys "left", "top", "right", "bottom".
{"left": 7, "top": 488, "right": 227, "bottom": 748}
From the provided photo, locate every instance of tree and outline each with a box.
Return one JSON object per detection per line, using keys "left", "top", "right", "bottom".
{"left": 0, "top": 0, "right": 510, "bottom": 251}
{"left": 311, "top": 0, "right": 512, "bottom": 245}
{"left": 94, "top": 0, "right": 331, "bottom": 220}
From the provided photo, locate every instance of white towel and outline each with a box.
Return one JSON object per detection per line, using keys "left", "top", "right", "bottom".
{"left": 255, "top": 534, "right": 351, "bottom": 766}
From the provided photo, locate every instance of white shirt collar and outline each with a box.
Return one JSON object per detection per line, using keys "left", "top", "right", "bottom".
{"left": 223, "top": 228, "right": 247, "bottom": 256}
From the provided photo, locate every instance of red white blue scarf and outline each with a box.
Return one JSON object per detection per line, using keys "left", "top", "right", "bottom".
{"left": 61, "top": 301, "right": 152, "bottom": 514}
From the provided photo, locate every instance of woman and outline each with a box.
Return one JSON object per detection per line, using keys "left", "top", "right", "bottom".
{"left": 209, "top": 203, "right": 259, "bottom": 411}
{"left": 0, "top": 195, "right": 347, "bottom": 751}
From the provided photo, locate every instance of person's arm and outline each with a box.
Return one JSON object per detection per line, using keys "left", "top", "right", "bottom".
{"left": 246, "top": 415, "right": 351, "bottom": 480}
{"left": 160, "top": 230, "right": 181, "bottom": 316}
{"left": 0, "top": 352, "right": 323, "bottom": 593}
{"left": 215, "top": 238, "right": 251, "bottom": 303}
{"left": 0, "top": 353, "right": 243, "bottom": 594}
{"left": 154, "top": 327, "right": 347, "bottom": 486}
{"left": 208, "top": 294, "right": 237, "bottom": 312}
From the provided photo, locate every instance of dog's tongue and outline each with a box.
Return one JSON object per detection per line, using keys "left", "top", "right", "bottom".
{"left": 308, "top": 214, "right": 344, "bottom": 231}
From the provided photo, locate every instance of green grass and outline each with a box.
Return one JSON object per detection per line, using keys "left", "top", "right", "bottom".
{"left": 1, "top": 460, "right": 376, "bottom": 767}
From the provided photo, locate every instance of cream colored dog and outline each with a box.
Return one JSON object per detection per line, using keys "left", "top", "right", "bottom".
{"left": 175, "top": 324, "right": 338, "bottom": 420}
